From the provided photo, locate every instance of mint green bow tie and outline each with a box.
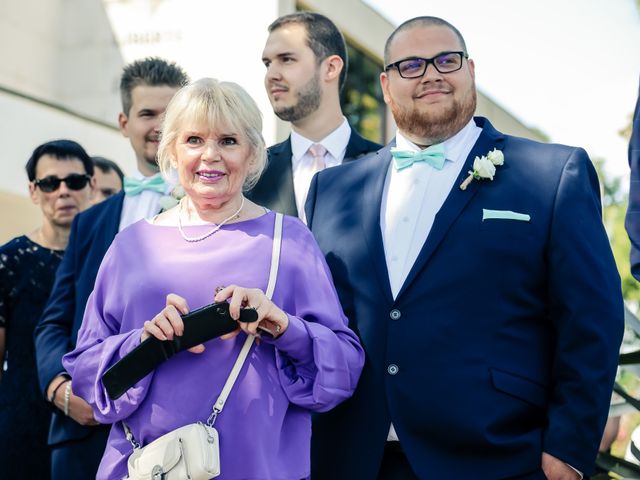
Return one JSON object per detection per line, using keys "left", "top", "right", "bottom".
{"left": 123, "top": 175, "right": 167, "bottom": 196}
{"left": 391, "top": 144, "right": 446, "bottom": 171}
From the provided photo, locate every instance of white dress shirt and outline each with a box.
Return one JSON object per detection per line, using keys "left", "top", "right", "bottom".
{"left": 118, "top": 171, "right": 175, "bottom": 232}
{"left": 291, "top": 117, "right": 351, "bottom": 222}
{"left": 381, "top": 120, "right": 481, "bottom": 299}
{"left": 381, "top": 119, "right": 481, "bottom": 442}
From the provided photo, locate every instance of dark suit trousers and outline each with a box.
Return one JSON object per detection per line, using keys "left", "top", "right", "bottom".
{"left": 377, "top": 443, "right": 550, "bottom": 480}
{"left": 51, "top": 424, "right": 111, "bottom": 480}
{"left": 378, "top": 442, "right": 419, "bottom": 480}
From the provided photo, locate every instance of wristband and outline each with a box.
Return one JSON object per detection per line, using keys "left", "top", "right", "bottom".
{"left": 63, "top": 382, "right": 72, "bottom": 416}
{"left": 48, "top": 379, "right": 68, "bottom": 404}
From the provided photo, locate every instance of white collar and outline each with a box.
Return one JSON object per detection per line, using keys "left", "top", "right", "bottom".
{"left": 290, "top": 117, "right": 351, "bottom": 165}
{"left": 131, "top": 169, "right": 162, "bottom": 180}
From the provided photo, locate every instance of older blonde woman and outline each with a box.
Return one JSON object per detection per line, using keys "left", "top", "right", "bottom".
{"left": 62, "top": 78, "right": 364, "bottom": 480}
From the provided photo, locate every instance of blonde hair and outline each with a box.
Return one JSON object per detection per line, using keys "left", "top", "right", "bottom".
{"left": 157, "top": 78, "right": 267, "bottom": 190}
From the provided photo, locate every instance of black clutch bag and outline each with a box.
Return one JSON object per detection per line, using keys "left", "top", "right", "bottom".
{"left": 102, "top": 302, "right": 258, "bottom": 400}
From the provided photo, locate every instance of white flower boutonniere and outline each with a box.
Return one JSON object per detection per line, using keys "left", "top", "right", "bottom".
{"left": 459, "top": 148, "right": 504, "bottom": 190}
{"left": 158, "top": 185, "right": 186, "bottom": 211}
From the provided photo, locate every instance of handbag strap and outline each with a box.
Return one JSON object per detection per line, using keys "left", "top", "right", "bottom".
{"left": 206, "top": 211, "right": 283, "bottom": 426}
{"left": 264, "top": 212, "right": 283, "bottom": 299}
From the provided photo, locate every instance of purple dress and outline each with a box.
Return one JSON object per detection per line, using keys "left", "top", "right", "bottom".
{"left": 62, "top": 212, "right": 364, "bottom": 480}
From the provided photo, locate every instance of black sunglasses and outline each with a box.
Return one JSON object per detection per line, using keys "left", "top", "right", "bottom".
{"left": 34, "top": 174, "right": 91, "bottom": 192}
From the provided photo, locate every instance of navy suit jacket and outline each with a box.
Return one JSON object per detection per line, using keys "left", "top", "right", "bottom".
{"left": 247, "top": 128, "right": 381, "bottom": 215}
{"left": 306, "top": 117, "right": 624, "bottom": 479}
{"left": 625, "top": 80, "right": 640, "bottom": 280}
{"left": 35, "top": 192, "right": 123, "bottom": 446}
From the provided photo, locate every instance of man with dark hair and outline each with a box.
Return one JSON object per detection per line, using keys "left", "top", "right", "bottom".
{"left": 35, "top": 57, "right": 188, "bottom": 479}
{"left": 91, "top": 156, "right": 124, "bottom": 204}
{"left": 248, "top": 12, "right": 380, "bottom": 221}
{"left": 267, "top": 11, "right": 350, "bottom": 94}
{"left": 307, "top": 16, "right": 624, "bottom": 479}
{"left": 119, "top": 56, "right": 190, "bottom": 121}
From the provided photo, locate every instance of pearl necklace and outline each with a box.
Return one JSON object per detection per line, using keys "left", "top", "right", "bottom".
{"left": 177, "top": 196, "right": 245, "bottom": 243}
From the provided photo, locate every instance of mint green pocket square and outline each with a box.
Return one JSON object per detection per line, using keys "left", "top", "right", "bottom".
{"left": 482, "top": 209, "right": 531, "bottom": 222}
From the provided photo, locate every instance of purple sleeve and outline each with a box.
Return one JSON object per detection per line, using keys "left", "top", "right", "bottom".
{"left": 263, "top": 219, "right": 364, "bottom": 412}
{"left": 62, "top": 243, "right": 155, "bottom": 424}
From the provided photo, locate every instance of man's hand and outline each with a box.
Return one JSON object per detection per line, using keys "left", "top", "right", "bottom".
{"left": 65, "top": 391, "right": 100, "bottom": 426}
{"left": 542, "top": 452, "right": 581, "bottom": 480}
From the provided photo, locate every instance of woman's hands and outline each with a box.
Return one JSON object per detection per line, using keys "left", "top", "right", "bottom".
{"left": 141, "top": 288, "right": 288, "bottom": 351}
{"left": 215, "top": 285, "right": 288, "bottom": 339}
{"left": 141, "top": 294, "right": 206, "bottom": 354}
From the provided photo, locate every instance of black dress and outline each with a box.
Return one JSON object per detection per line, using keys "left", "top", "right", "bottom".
{"left": 0, "top": 235, "right": 63, "bottom": 479}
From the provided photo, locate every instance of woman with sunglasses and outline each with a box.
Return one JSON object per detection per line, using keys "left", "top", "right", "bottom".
{"left": 0, "top": 139, "right": 94, "bottom": 479}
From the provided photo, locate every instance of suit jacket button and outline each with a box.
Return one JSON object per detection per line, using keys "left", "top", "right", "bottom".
{"left": 390, "top": 309, "right": 401, "bottom": 320}
{"left": 387, "top": 364, "right": 399, "bottom": 375}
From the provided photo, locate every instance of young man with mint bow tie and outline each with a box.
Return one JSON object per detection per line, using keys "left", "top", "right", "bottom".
{"left": 35, "top": 57, "right": 189, "bottom": 480}
{"left": 307, "top": 16, "right": 623, "bottom": 480}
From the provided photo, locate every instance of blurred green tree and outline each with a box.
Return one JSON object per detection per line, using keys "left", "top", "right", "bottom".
{"left": 595, "top": 120, "right": 640, "bottom": 305}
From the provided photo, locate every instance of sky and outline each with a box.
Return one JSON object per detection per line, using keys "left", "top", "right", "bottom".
{"left": 365, "top": 0, "right": 640, "bottom": 179}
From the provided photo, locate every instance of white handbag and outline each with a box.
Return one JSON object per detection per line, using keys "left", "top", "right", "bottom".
{"left": 124, "top": 213, "right": 283, "bottom": 480}
{"left": 126, "top": 422, "right": 220, "bottom": 480}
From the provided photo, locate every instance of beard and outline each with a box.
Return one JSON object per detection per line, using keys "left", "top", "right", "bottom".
{"left": 390, "top": 84, "right": 477, "bottom": 144}
{"left": 144, "top": 155, "right": 160, "bottom": 171}
{"left": 274, "top": 71, "right": 322, "bottom": 123}
{"left": 143, "top": 139, "right": 161, "bottom": 171}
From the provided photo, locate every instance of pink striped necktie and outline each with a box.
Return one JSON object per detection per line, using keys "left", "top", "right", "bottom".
{"left": 308, "top": 143, "right": 327, "bottom": 173}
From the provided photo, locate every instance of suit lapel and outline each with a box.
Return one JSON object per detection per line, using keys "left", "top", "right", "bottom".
{"left": 397, "top": 118, "right": 505, "bottom": 298}
{"left": 103, "top": 191, "right": 124, "bottom": 242}
{"left": 267, "top": 139, "right": 298, "bottom": 216}
{"left": 344, "top": 130, "right": 376, "bottom": 161}
{"left": 360, "top": 144, "right": 395, "bottom": 304}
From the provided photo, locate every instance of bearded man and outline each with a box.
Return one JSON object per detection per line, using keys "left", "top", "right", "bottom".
{"left": 306, "top": 16, "right": 623, "bottom": 480}
{"left": 248, "top": 12, "right": 380, "bottom": 222}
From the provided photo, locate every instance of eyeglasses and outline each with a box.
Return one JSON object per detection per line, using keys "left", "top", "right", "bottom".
{"left": 34, "top": 174, "right": 91, "bottom": 192}
{"left": 385, "top": 51, "right": 468, "bottom": 79}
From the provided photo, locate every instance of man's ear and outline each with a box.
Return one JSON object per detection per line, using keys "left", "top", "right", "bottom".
{"left": 323, "top": 54, "right": 344, "bottom": 84}
{"left": 118, "top": 112, "right": 130, "bottom": 138}
{"left": 87, "top": 176, "right": 97, "bottom": 201}
{"left": 467, "top": 58, "right": 476, "bottom": 80}
{"left": 380, "top": 72, "right": 391, "bottom": 106}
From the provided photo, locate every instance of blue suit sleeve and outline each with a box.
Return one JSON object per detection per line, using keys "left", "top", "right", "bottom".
{"left": 625, "top": 81, "right": 640, "bottom": 281}
{"left": 35, "top": 215, "right": 79, "bottom": 396}
{"left": 543, "top": 147, "right": 624, "bottom": 472}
